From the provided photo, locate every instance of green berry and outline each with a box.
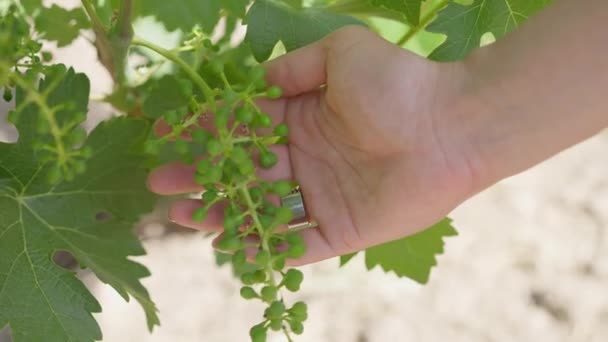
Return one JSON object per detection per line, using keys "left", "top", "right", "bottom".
{"left": 269, "top": 319, "right": 283, "bottom": 331}
{"left": 192, "top": 207, "right": 208, "bottom": 222}
{"left": 289, "top": 302, "right": 308, "bottom": 321}
{"left": 67, "top": 127, "right": 87, "bottom": 147}
{"left": 289, "top": 320, "right": 304, "bottom": 335}
{"left": 235, "top": 107, "right": 254, "bottom": 124}
{"left": 250, "top": 324, "right": 267, "bottom": 342}
{"left": 272, "top": 256, "right": 286, "bottom": 271}
{"left": 259, "top": 151, "right": 278, "bottom": 169}
{"left": 232, "top": 250, "right": 246, "bottom": 267}
{"left": 283, "top": 269, "right": 303, "bottom": 292}
{"left": 3, "top": 87, "right": 12, "bottom": 102}
{"left": 46, "top": 165, "right": 61, "bottom": 184}
{"left": 273, "top": 123, "right": 288, "bottom": 137}
{"left": 267, "top": 301, "right": 285, "bottom": 318}
{"left": 240, "top": 286, "right": 257, "bottom": 300}
{"left": 254, "top": 113, "right": 272, "bottom": 128}
{"left": 260, "top": 286, "right": 277, "bottom": 302}
{"left": 202, "top": 189, "right": 218, "bottom": 203}
{"left": 272, "top": 180, "right": 294, "bottom": 197}
{"left": 249, "top": 66, "right": 266, "bottom": 81}
{"left": 255, "top": 251, "right": 270, "bottom": 265}
{"left": 217, "top": 236, "right": 241, "bottom": 251}
{"left": 274, "top": 206, "right": 293, "bottom": 225}
{"left": 241, "top": 272, "right": 256, "bottom": 285}
{"left": 266, "top": 86, "right": 283, "bottom": 99}
{"left": 41, "top": 51, "right": 53, "bottom": 62}
{"left": 252, "top": 270, "right": 267, "bottom": 283}
{"left": 206, "top": 139, "right": 222, "bottom": 156}
{"left": 230, "top": 146, "right": 249, "bottom": 163}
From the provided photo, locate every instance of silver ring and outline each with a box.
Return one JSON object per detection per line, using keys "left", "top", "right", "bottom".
{"left": 280, "top": 187, "right": 318, "bottom": 230}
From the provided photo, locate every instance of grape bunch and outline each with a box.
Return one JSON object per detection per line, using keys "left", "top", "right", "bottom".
{"left": 140, "top": 37, "right": 309, "bottom": 341}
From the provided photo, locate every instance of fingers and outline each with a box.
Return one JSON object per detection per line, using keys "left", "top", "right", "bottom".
{"left": 265, "top": 38, "right": 330, "bottom": 97}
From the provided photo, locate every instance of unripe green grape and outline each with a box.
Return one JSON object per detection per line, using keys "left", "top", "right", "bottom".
{"left": 266, "top": 86, "right": 283, "bottom": 99}
{"left": 274, "top": 206, "right": 293, "bottom": 225}
{"left": 249, "top": 324, "right": 267, "bottom": 342}
{"left": 197, "top": 159, "right": 212, "bottom": 174}
{"left": 67, "top": 127, "right": 87, "bottom": 147}
{"left": 163, "top": 110, "right": 180, "bottom": 125}
{"left": 218, "top": 235, "right": 241, "bottom": 250}
{"left": 214, "top": 107, "right": 230, "bottom": 129}
{"left": 252, "top": 270, "right": 267, "bottom": 283}
{"left": 206, "top": 139, "right": 222, "bottom": 156}
{"left": 241, "top": 272, "right": 256, "bottom": 285}
{"left": 255, "top": 251, "right": 270, "bottom": 265}
{"left": 287, "top": 243, "right": 305, "bottom": 258}
{"left": 230, "top": 146, "right": 249, "bottom": 163}
{"left": 253, "top": 113, "right": 272, "bottom": 128}
{"left": 237, "top": 158, "right": 255, "bottom": 176}
{"left": 235, "top": 107, "right": 254, "bottom": 124}
{"left": 260, "top": 286, "right": 277, "bottom": 302}
{"left": 222, "top": 89, "right": 239, "bottom": 105}
{"left": 41, "top": 51, "right": 53, "bottom": 62}
{"left": 273, "top": 123, "right": 288, "bottom": 137}
{"left": 289, "top": 320, "right": 304, "bottom": 335}
{"left": 174, "top": 140, "right": 189, "bottom": 155}
{"left": 192, "top": 207, "right": 208, "bottom": 222}
{"left": 283, "top": 269, "right": 303, "bottom": 292}
{"left": 232, "top": 250, "right": 246, "bottom": 267}
{"left": 269, "top": 319, "right": 283, "bottom": 331}
{"left": 240, "top": 286, "right": 257, "bottom": 300}
{"left": 289, "top": 302, "right": 308, "bottom": 321}
{"left": 249, "top": 187, "right": 264, "bottom": 203}
{"left": 267, "top": 301, "right": 285, "bottom": 318}
{"left": 2, "top": 87, "right": 12, "bottom": 102}
{"left": 272, "top": 180, "right": 294, "bottom": 197}
{"left": 259, "top": 151, "right": 278, "bottom": 169}
{"left": 249, "top": 66, "right": 265, "bottom": 82}
{"left": 272, "top": 256, "right": 286, "bottom": 271}
{"left": 202, "top": 189, "right": 218, "bottom": 203}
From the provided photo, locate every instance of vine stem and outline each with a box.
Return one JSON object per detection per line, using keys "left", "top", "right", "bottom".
{"left": 80, "top": 0, "right": 108, "bottom": 34}
{"left": 397, "top": 0, "right": 450, "bottom": 46}
{"left": 131, "top": 38, "right": 217, "bottom": 111}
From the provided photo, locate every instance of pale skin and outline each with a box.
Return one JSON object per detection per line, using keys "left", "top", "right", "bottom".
{"left": 147, "top": 0, "right": 608, "bottom": 265}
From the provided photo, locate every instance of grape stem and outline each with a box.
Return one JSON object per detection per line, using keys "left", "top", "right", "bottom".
{"left": 8, "top": 72, "right": 68, "bottom": 175}
{"left": 80, "top": 0, "right": 108, "bottom": 34}
{"left": 131, "top": 38, "right": 217, "bottom": 111}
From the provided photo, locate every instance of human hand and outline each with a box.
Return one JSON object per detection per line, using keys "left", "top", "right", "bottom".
{"left": 147, "top": 26, "right": 478, "bottom": 265}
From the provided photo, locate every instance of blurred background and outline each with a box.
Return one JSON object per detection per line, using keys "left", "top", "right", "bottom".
{"left": 1, "top": 0, "right": 608, "bottom": 341}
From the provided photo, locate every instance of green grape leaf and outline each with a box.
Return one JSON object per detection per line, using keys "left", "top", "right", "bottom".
{"left": 370, "top": 0, "right": 422, "bottom": 25}
{"left": 34, "top": 5, "right": 90, "bottom": 47}
{"left": 142, "top": 75, "right": 192, "bottom": 119}
{"left": 427, "top": 0, "right": 552, "bottom": 61}
{"left": 0, "top": 106, "right": 159, "bottom": 341}
{"left": 245, "top": 0, "right": 365, "bottom": 62}
{"left": 135, "top": 0, "right": 249, "bottom": 33}
{"left": 340, "top": 218, "right": 457, "bottom": 284}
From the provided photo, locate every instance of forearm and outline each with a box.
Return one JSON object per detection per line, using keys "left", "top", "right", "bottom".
{"left": 452, "top": 0, "right": 608, "bottom": 190}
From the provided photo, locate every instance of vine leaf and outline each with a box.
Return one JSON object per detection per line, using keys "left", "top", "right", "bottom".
{"left": 134, "top": 0, "right": 249, "bottom": 33}
{"left": 34, "top": 5, "right": 91, "bottom": 47}
{"left": 369, "top": 0, "right": 423, "bottom": 26}
{"left": 0, "top": 75, "right": 158, "bottom": 341}
{"left": 427, "top": 0, "right": 552, "bottom": 61}
{"left": 245, "top": 0, "right": 365, "bottom": 62}
{"left": 340, "top": 218, "right": 457, "bottom": 284}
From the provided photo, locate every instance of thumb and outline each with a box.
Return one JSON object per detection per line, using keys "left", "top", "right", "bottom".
{"left": 264, "top": 37, "right": 331, "bottom": 97}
